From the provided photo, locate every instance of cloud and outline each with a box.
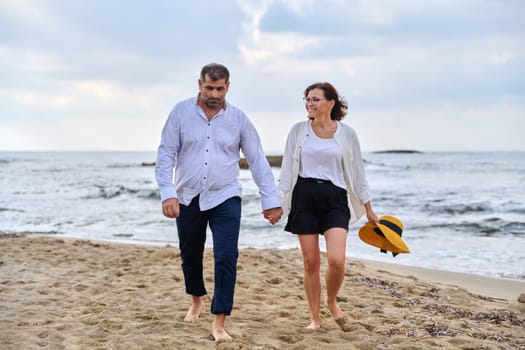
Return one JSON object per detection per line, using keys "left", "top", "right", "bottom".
{"left": 0, "top": 115, "right": 164, "bottom": 151}
{"left": 348, "top": 97, "right": 525, "bottom": 151}
{"left": 0, "top": 0, "right": 49, "bottom": 23}
{"left": 0, "top": 0, "right": 524, "bottom": 151}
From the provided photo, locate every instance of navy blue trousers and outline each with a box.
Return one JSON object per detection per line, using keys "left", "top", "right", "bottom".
{"left": 176, "top": 196, "right": 241, "bottom": 315}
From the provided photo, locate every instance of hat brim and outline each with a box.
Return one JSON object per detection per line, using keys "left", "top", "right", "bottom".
{"left": 358, "top": 222, "right": 410, "bottom": 253}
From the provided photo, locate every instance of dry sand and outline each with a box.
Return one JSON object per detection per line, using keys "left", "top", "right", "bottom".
{"left": 1, "top": 234, "right": 524, "bottom": 349}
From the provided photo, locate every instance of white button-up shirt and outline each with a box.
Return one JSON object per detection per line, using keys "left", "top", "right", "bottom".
{"left": 156, "top": 96, "right": 280, "bottom": 211}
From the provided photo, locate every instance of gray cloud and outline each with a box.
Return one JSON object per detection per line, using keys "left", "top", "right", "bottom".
{"left": 0, "top": 0, "right": 523, "bottom": 150}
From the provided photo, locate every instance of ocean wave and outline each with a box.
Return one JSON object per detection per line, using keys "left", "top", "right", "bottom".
{"left": 241, "top": 193, "right": 260, "bottom": 204}
{"left": 107, "top": 163, "right": 147, "bottom": 169}
{"left": 409, "top": 218, "right": 525, "bottom": 236}
{"left": 0, "top": 207, "right": 25, "bottom": 213}
{"left": 137, "top": 190, "right": 160, "bottom": 199}
{"left": 1, "top": 230, "right": 61, "bottom": 235}
{"left": 365, "top": 160, "right": 411, "bottom": 171}
{"left": 112, "top": 233, "right": 134, "bottom": 238}
{"left": 1, "top": 157, "right": 49, "bottom": 164}
{"left": 420, "top": 200, "right": 525, "bottom": 217}
{"left": 423, "top": 202, "right": 492, "bottom": 215}
{"left": 503, "top": 222, "right": 525, "bottom": 235}
{"left": 83, "top": 185, "right": 159, "bottom": 200}
{"left": 504, "top": 202, "right": 525, "bottom": 215}
{"left": 500, "top": 272, "right": 525, "bottom": 280}
{"left": 241, "top": 218, "right": 273, "bottom": 230}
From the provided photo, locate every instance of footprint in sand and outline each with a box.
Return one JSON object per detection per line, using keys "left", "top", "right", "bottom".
{"left": 266, "top": 277, "right": 284, "bottom": 285}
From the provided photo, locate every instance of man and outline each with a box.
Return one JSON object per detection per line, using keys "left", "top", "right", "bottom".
{"left": 155, "top": 63, "right": 282, "bottom": 342}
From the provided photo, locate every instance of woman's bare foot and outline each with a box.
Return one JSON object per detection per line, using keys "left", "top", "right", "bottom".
{"left": 183, "top": 297, "right": 204, "bottom": 322}
{"left": 326, "top": 301, "right": 352, "bottom": 330}
{"left": 325, "top": 301, "right": 345, "bottom": 320}
{"left": 334, "top": 315, "right": 352, "bottom": 332}
{"left": 305, "top": 320, "right": 321, "bottom": 331}
{"left": 212, "top": 314, "right": 233, "bottom": 343}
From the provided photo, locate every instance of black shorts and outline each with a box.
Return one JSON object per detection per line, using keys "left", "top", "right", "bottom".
{"left": 285, "top": 176, "right": 350, "bottom": 235}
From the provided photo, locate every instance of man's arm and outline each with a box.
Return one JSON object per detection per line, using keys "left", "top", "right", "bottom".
{"left": 239, "top": 116, "right": 281, "bottom": 211}
{"left": 155, "top": 109, "right": 180, "bottom": 209}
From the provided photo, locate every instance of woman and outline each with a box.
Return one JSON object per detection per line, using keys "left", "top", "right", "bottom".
{"left": 278, "top": 82, "right": 378, "bottom": 331}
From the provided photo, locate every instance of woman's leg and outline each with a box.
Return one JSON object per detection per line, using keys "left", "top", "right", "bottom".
{"left": 298, "top": 234, "right": 322, "bottom": 330}
{"left": 324, "top": 227, "right": 347, "bottom": 321}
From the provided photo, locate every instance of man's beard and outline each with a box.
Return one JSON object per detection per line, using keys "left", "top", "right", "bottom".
{"left": 205, "top": 98, "right": 222, "bottom": 108}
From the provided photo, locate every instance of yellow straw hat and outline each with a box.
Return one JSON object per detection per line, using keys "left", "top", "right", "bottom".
{"left": 358, "top": 215, "right": 409, "bottom": 255}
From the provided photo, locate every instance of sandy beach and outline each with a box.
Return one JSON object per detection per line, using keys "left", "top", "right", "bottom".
{"left": 1, "top": 234, "right": 524, "bottom": 349}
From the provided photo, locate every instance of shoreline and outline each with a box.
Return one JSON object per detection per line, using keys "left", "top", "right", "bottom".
{"left": 1, "top": 234, "right": 524, "bottom": 349}
{"left": 5, "top": 232, "right": 525, "bottom": 285}
{"left": 56, "top": 232, "right": 525, "bottom": 284}
{"left": 357, "top": 258, "right": 525, "bottom": 302}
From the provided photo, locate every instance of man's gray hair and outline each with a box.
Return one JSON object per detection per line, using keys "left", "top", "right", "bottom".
{"left": 200, "top": 63, "right": 230, "bottom": 83}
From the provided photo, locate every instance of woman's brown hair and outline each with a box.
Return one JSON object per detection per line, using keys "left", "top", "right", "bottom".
{"left": 304, "top": 82, "right": 348, "bottom": 121}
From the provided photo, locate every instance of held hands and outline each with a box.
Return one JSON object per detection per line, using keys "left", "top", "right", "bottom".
{"left": 162, "top": 198, "right": 180, "bottom": 218}
{"left": 263, "top": 207, "right": 283, "bottom": 225}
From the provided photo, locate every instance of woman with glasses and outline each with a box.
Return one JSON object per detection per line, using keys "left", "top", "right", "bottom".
{"left": 277, "top": 82, "right": 378, "bottom": 331}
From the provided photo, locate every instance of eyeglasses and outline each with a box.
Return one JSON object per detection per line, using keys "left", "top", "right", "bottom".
{"left": 303, "top": 97, "right": 325, "bottom": 104}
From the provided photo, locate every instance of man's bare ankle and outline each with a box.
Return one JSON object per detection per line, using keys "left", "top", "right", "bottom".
{"left": 183, "top": 298, "right": 204, "bottom": 322}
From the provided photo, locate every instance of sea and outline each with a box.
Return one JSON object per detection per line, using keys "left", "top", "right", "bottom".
{"left": 1, "top": 151, "right": 524, "bottom": 281}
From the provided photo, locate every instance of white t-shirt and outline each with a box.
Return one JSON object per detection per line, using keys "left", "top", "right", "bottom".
{"left": 298, "top": 121, "right": 347, "bottom": 190}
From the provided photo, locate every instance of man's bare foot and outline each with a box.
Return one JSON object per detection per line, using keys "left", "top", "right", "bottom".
{"left": 305, "top": 320, "right": 321, "bottom": 331}
{"left": 212, "top": 316, "right": 233, "bottom": 343}
{"left": 212, "top": 327, "right": 233, "bottom": 343}
{"left": 183, "top": 297, "right": 204, "bottom": 322}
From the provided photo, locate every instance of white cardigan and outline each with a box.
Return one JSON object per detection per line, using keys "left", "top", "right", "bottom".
{"left": 277, "top": 120, "right": 370, "bottom": 224}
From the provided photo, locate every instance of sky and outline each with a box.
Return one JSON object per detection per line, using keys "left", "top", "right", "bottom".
{"left": 1, "top": 0, "right": 524, "bottom": 152}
